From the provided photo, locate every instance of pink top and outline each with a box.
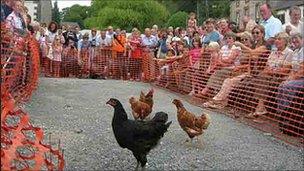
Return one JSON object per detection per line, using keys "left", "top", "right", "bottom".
{"left": 52, "top": 45, "right": 62, "bottom": 62}
{"left": 189, "top": 48, "right": 201, "bottom": 65}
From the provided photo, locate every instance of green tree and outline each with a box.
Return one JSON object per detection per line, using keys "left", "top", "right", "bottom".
{"left": 52, "top": 0, "right": 61, "bottom": 24}
{"left": 158, "top": 0, "right": 231, "bottom": 25}
{"left": 61, "top": 5, "right": 90, "bottom": 29}
{"left": 85, "top": 0, "right": 169, "bottom": 31}
{"left": 166, "top": 11, "right": 188, "bottom": 28}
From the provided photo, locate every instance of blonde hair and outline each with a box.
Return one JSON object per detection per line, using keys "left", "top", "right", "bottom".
{"left": 207, "top": 41, "right": 220, "bottom": 51}
{"left": 275, "top": 32, "right": 290, "bottom": 44}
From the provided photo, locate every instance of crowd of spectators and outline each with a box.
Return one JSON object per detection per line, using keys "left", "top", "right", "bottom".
{"left": 1, "top": 0, "right": 303, "bottom": 136}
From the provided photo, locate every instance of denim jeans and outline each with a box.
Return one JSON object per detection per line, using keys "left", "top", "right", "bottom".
{"left": 276, "top": 77, "right": 304, "bottom": 119}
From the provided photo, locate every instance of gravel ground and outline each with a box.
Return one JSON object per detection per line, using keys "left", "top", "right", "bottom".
{"left": 24, "top": 77, "right": 304, "bottom": 170}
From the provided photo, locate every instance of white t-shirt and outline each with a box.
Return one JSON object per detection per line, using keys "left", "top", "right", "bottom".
{"left": 282, "top": 21, "right": 303, "bottom": 35}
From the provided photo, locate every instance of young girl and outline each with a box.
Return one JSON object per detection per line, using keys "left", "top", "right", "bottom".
{"left": 188, "top": 40, "right": 202, "bottom": 95}
{"left": 52, "top": 35, "right": 63, "bottom": 77}
{"left": 187, "top": 12, "right": 198, "bottom": 30}
{"left": 156, "top": 48, "right": 177, "bottom": 84}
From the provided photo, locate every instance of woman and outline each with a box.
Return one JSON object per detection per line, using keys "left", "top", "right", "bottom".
{"left": 276, "top": 33, "right": 303, "bottom": 135}
{"left": 203, "top": 32, "right": 253, "bottom": 108}
{"left": 200, "top": 32, "right": 240, "bottom": 97}
{"left": 247, "top": 32, "right": 293, "bottom": 118}
{"left": 127, "top": 28, "right": 142, "bottom": 81}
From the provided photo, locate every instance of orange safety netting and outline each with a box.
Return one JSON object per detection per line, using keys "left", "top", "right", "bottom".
{"left": 40, "top": 46, "right": 304, "bottom": 146}
{"left": 1, "top": 24, "right": 65, "bottom": 170}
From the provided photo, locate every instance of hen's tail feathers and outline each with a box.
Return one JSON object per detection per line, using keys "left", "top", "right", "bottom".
{"left": 201, "top": 113, "right": 211, "bottom": 130}
{"left": 151, "top": 112, "right": 168, "bottom": 123}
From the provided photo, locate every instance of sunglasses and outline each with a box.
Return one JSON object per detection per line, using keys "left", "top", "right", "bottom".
{"left": 252, "top": 31, "right": 260, "bottom": 35}
{"left": 241, "top": 38, "right": 248, "bottom": 41}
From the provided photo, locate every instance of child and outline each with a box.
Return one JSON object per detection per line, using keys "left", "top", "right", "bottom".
{"left": 52, "top": 35, "right": 63, "bottom": 77}
{"left": 187, "top": 12, "right": 198, "bottom": 30}
{"left": 206, "top": 41, "right": 221, "bottom": 74}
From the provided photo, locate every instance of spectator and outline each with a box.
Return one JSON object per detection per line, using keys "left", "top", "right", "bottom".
{"left": 188, "top": 39, "right": 202, "bottom": 95}
{"left": 5, "top": 0, "right": 26, "bottom": 31}
{"left": 46, "top": 21, "right": 58, "bottom": 43}
{"left": 127, "top": 28, "right": 142, "bottom": 80}
{"left": 106, "top": 26, "right": 115, "bottom": 38}
{"left": 142, "top": 28, "right": 158, "bottom": 81}
{"left": 201, "top": 18, "right": 220, "bottom": 46}
{"left": 276, "top": 33, "right": 303, "bottom": 135}
{"left": 25, "top": 14, "right": 34, "bottom": 34}
{"left": 259, "top": 3, "right": 282, "bottom": 47}
{"left": 77, "top": 33, "right": 91, "bottom": 78}
{"left": 240, "top": 15, "right": 257, "bottom": 33}
{"left": 75, "top": 25, "right": 82, "bottom": 40}
{"left": 88, "top": 28, "right": 98, "bottom": 47}
{"left": 203, "top": 32, "right": 253, "bottom": 108}
{"left": 246, "top": 32, "right": 293, "bottom": 119}
{"left": 1, "top": 0, "right": 13, "bottom": 21}
{"left": 200, "top": 32, "right": 241, "bottom": 96}
{"left": 51, "top": 35, "right": 63, "bottom": 77}
{"left": 282, "top": 6, "right": 303, "bottom": 36}
{"left": 156, "top": 29, "right": 169, "bottom": 59}
{"left": 187, "top": 12, "right": 198, "bottom": 30}
{"left": 99, "top": 30, "right": 112, "bottom": 48}
{"left": 219, "top": 18, "right": 232, "bottom": 37}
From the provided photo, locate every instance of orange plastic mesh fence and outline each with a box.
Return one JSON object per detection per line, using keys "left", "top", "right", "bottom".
{"left": 41, "top": 47, "right": 303, "bottom": 146}
{"left": 1, "top": 24, "right": 65, "bottom": 170}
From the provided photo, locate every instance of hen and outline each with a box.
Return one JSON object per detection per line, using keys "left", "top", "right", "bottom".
{"left": 129, "top": 97, "right": 152, "bottom": 120}
{"left": 107, "top": 98, "right": 172, "bottom": 169}
{"left": 139, "top": 88, "right": 154, "bottom": 109}
{"left": 172, "top": 99, "right": 210, "bottom": 146}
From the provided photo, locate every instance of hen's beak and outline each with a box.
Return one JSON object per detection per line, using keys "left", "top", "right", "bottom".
{"left": 106, "top": 100, "right": 113, "bottom": 106}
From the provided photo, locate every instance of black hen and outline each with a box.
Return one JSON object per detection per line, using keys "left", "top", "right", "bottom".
{"left": 106, "top": 98, "right": 172, "bottom": 169}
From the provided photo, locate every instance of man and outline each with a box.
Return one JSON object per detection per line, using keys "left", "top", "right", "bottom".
{"left": 259, "top": 3, "right": 282, "bottom": 47}
{"left": 106, "top": 26, "right": 115, "bottom": 38}
{"left": 5, "top": 0, "right": 26, "bottom": 31}
{"left": 1, "top": 0, "right": 13, "bottom": 21}
{"left": 99, "top": 29, "right": 112, "bottom": 48}
{"left": 141, "top": 28, "right": 158, "bottom": 81}
{"left": 282, "top": 6, "right": 303, "bottom": 36}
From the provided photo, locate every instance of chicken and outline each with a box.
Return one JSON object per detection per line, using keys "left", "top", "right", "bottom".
{"left": 172, "top": 99, "right": 210, "bottom": 146}
{"left": 139, "top": 88, "right": 154, "bottom": 109}
{"left": 106, "top": 98, "right": 172, "bottom": 169}
{"left": 129, "top": 96, "right": 152, "bottom": 120}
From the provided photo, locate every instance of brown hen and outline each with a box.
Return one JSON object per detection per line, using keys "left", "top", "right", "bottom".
{"left": 139, "top": 88, "right": 154, "bottom": 109}
{"left": 129, "top": 97, "right": 152, "bottom": 120}
{"left": 172, "top": 99, "right": 210, "bottom": 146}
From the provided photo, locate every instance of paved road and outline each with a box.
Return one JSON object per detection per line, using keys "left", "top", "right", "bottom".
{"left": 25, "top": 78, "right": 304, "bottom": 170}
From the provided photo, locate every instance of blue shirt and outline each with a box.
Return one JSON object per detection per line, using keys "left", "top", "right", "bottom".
{"left": 141, "top": 35, "right": 158, "bottom": 48}
{"left": 202, "top": 31, "right": 220, "bottom": 45}
{"left": 260, "top": 15, "right": 282, "bottom": 40}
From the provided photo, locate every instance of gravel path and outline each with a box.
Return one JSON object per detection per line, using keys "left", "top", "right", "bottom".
{"left": 25, "top": 77, "right": 304, "bottom": 170}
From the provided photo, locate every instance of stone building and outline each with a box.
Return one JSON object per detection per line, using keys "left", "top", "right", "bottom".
{"left": 230, "top": 0, "right": 304, "bottom": 26}
{"left": 24, "top": 0, "right": 52, "bottom": 24}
